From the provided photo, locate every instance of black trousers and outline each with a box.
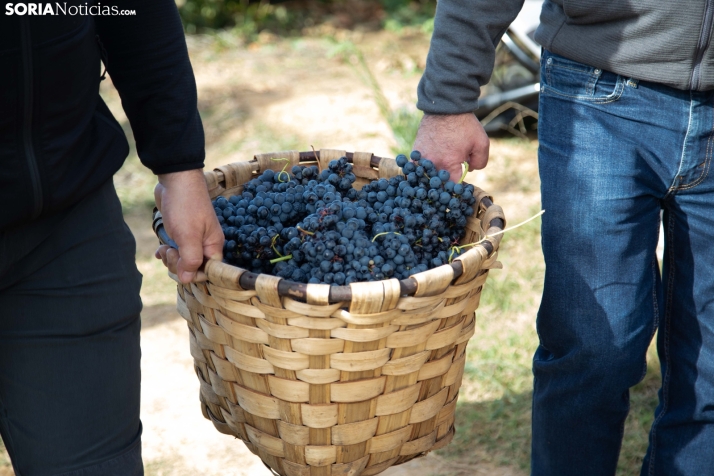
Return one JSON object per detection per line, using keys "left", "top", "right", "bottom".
{"left": 0, "top": 181, "right": 143, "bottom": 475}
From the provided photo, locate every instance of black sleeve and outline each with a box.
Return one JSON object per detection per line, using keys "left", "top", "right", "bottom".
{"left": 95, "top": 0, "right": 205, "bottom": 175}
{"left": 417, "top": 0, "right": 525, "bottom": 115}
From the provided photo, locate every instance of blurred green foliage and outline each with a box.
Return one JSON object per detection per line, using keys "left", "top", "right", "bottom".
{"left": 178, "top": 0, "right": 298, "bottom": 35}
{"left": 380, "top": 0, "right": 435, "bottom": 33}
{"left": 177, "top": 0, "right": 436, "bottom": 35}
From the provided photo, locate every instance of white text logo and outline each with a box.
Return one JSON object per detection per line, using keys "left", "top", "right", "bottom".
{"left": 5, "top": 3, "right": 136, "bottom": 16}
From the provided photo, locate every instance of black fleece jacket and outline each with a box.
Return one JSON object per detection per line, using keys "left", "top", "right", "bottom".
{"left": 0, "top": 0, "right": 204, "bottom": 229}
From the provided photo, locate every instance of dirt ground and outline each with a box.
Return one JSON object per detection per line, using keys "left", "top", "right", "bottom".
{"left": 1, "top": 29, "right": 533, "bottom": 476}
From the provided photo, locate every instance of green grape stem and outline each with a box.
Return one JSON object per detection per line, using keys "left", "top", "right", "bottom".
{"left": 371, "top": 231, "right": 402, "bottom": 242}
{"left": 447, "top": 209, "right": 545, "bottom": 262}
{"left": 459, "top": 162, "right": 469, "bottom": 184}
{"left": 270, "top": 254, "right": 293, "bottom": 264}
{"left": 270, "top": 157, "right": 291, "bottom": 183}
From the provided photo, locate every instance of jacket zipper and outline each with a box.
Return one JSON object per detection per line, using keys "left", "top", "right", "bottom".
{"left": 20, "top": 18, "right": 43, "bottom": 219}
{"left": 691, "top": 0, "right": 714, "bottom": 90}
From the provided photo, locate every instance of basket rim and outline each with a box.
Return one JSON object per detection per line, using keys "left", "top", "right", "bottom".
{"left": 153, "top": 150, "right": 504, "bottom": 303}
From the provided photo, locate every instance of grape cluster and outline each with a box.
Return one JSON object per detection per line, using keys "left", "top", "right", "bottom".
{"left": 212, "top": 151, "right": 477, "bottom": 285}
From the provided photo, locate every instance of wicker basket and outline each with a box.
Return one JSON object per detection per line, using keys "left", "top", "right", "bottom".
{"left": 153, "top": 149, "right": 505, "bottom": 476}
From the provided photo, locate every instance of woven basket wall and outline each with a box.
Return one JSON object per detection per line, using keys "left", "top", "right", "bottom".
{"left": 163, "top": 149, "right": 505, "bottom": 476}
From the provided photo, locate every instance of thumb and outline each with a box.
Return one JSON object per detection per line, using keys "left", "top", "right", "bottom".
{"left": 467, "top": 135, "right": 490, "bottom": 171}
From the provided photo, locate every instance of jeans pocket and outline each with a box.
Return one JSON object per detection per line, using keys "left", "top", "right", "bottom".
{"left": 541, "top": 50, "right": 624, "bottom": 103}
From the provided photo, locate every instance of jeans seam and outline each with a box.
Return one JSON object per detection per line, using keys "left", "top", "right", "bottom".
{"left": 647, "top": 209, "right": 675, "bottom": 476}
{"left": 650, "top": 257, "right": 660, "bottom": 338}
{"left": 667, "top": 91, "right": 694, "bottom": 197}
{"left": 586, "top": 73, "right": 596, "bottom": 96}
{"left": 675, "top": 110, "right": 713, "bottom": 191}
{"left": 545, "top": 63, "right": 551, "bottom": 88}
{"left": 649, "top": 213, "right": 662, "bottom": 343}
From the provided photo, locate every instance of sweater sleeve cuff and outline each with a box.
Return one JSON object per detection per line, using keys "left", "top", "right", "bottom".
{"left": 150, "top": 160, "right": 205, "bottom": 176}
{"left": 416, "top": 92, "right": 480, "bottom": 116}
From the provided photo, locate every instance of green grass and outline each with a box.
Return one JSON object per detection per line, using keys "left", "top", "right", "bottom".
{"left": 387, "top": 107, "right": 423, "bottom": 154}
{"left": 479, "top": 209, "right": 544, "bottom": 314}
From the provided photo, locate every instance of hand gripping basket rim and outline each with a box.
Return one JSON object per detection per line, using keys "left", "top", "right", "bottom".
{"left": 154, "top": 149, "right": 506, "bottom": 476}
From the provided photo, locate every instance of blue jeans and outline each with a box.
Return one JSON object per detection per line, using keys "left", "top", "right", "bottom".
{"left": 534, "top": 49, "right": 714, "bottom": 476}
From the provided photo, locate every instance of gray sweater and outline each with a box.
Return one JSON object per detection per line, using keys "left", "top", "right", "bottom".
{"left": 417, "top": 0, "right": 714, "bottom": 114}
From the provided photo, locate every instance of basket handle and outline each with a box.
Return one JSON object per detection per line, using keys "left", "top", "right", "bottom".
{"left": 155, "top": 219, "right": 178, "bottom": 251}
{"left": 152, "top": 208, "right": 175, "bottom": 249}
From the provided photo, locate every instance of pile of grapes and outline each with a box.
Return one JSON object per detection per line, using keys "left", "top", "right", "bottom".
{"left": 212, "top": 151, "right": 477, "bottom": 285}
